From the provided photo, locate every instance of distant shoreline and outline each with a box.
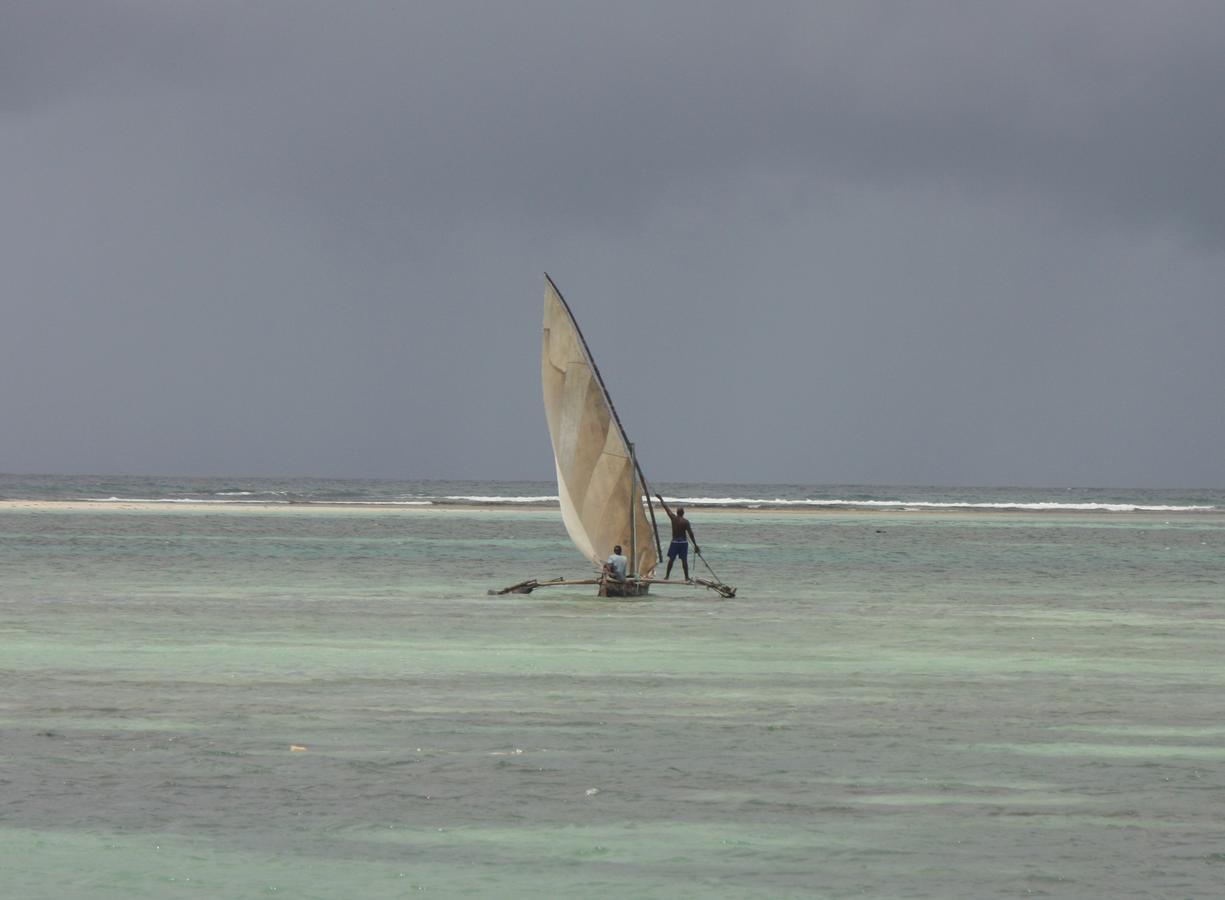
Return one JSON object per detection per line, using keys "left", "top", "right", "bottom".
{"left": 0, "top": 499, "right": 1216, "bottom": 517}
{"left": 0, "top": 499, "right": 846, "bottom": 515}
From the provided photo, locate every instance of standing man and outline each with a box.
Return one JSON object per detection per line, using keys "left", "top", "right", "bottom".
{"left": 655, "top": 495, "right": 699, "bottom": 581}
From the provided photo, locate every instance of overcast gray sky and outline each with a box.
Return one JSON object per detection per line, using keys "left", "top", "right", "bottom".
{"left": 3, "top": 1, "right": 1223, "bottom": 487}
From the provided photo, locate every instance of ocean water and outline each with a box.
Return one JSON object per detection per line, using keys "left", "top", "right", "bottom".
{"left": 2, "top": 475, "right": 1225, "bottom": 898}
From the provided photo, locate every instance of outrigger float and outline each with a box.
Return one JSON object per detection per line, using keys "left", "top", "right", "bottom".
{"left": 492, "top": 275, "right": 735, "bottom": 599}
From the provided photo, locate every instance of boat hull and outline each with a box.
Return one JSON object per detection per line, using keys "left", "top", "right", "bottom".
{"left": 600, "top": 579, "right": 651, "bottom": 597}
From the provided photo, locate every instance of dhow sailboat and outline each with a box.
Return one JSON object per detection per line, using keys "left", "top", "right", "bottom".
{"left": 493, "top": 275, "right": 735, "bottom": 599}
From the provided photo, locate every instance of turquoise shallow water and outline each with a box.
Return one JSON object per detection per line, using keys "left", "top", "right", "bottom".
{"left": 3, "top": 494, "right": 1225, "bottom": 897}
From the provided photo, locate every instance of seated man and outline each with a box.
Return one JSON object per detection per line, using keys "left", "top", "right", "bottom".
{"left": 604, "top": 544, "right": 628, "bottom": 581}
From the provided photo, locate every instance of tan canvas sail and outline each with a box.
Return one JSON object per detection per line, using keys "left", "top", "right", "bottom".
{"left": 542, "top": 276, "right": 658, "bottom": 577}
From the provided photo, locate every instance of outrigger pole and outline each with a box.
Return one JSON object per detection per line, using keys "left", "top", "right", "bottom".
{"left": 694, "top": 547, "right": 730, "bottom": 591}
{"left": 491, "top": 575, "right": 734, "bottom": 599}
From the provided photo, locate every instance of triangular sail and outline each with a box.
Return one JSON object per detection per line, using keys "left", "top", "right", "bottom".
{"left": 541, "top": 276, "right": 658, "bottom": 577}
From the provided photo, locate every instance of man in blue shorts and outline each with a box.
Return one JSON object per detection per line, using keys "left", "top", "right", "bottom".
{"left": 656, "top": 494, "right": 699, "bottom": 581}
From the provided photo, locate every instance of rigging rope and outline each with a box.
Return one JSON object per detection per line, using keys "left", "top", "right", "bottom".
{"left": 694, "top": 547, "right": 725, "bottom": 585}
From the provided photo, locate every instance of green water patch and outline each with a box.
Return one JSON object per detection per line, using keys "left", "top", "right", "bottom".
{"left": 848, "top": 792, "right": 1097, "bottom": 808}
{"left": 0, "top": 716, "right": 203, "bottom": 733}
{"left": 7, "top": 630, "right": 1222, "bottom": 686}
{"left": 969, "top": 742, "right": 1225, "bottom": 760}
{"left": 1045, "top": 724, "right": 1225, "bottom": 738}
{"left": 346, "top": 818, "right": 853, "bottom": 856}
{"left": 0, "top": 823, "right": 853, "bottom": 899}
{"left": 1010, "top": 812, "right": 1206, "bottom": 831}
{"left": 0, "top": 827, "right": 442, "bottom": 900}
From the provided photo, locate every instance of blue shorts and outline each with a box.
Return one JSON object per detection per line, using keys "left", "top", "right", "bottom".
{"left": 667, "top": 539, "right": 688, "bottom": 561}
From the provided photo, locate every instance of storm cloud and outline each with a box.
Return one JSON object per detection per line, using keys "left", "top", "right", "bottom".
{"left": 3, "top": 1, "right": 1223, "bottom": 486}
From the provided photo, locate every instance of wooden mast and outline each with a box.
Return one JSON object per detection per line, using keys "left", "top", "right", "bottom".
{"left": 629, "top": 442, "right": 638, "bottom": 582}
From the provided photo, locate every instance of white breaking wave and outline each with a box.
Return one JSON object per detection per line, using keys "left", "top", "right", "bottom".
{"left": 442, "top": 495, "right": 558, "bottom": 504}
{"left": 438, "top": 494, "right": 1214, "bottom": 512}
{"left": 88, "top": 497, "right": 289, "bottom": 504}
{"left": 325, "top": 500, "right": 434, "bottom": 506}
{"left": 88, "top": 496, "right": 434, "bottom": 506}
{"left": 658, "top": 497, "right": 1215, "bottom": 512}
{"left": 79, "top": 494, "right": 1214, "bottom": 513}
